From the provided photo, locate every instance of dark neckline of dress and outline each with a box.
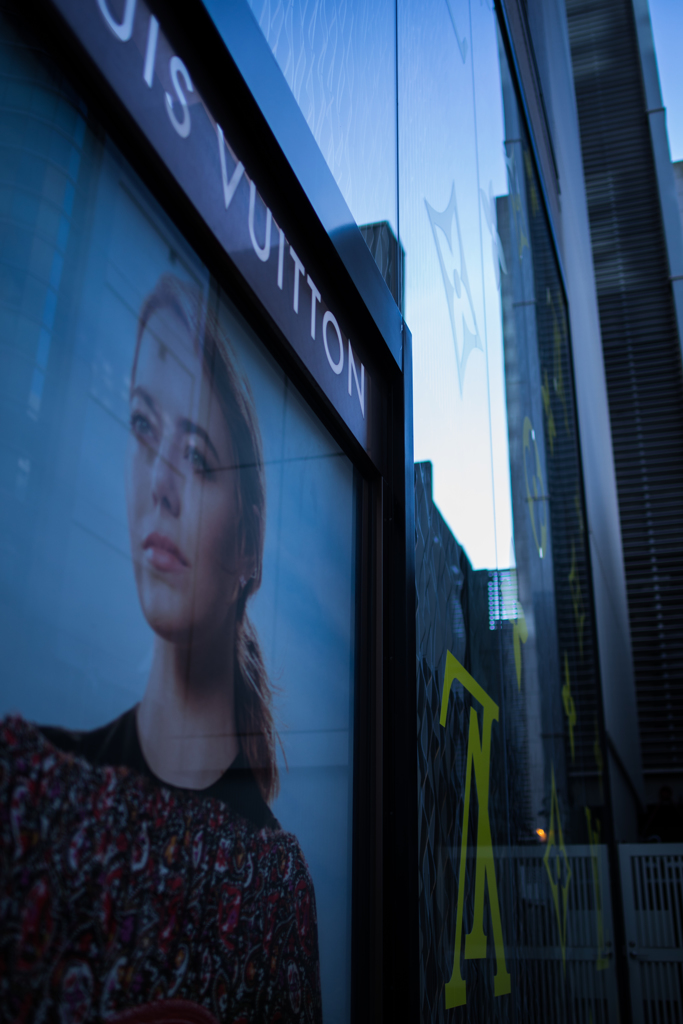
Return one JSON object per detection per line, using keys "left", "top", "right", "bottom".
{"left": 40, "top": 706, "right": 278, "bottom": 831}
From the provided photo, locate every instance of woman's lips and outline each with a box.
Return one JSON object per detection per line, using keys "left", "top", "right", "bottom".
{"left": 142, "top": 532, "right": 189, "bottom": 573}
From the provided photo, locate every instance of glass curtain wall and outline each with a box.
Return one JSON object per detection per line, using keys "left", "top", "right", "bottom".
{"left": 236, "top": 0, "right": 618, "bottom": 1019}
{"left": 400, "top": 2, "right": 614, "bottom": 1020}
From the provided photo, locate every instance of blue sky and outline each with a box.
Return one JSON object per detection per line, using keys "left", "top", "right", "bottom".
{"left": 649, "top": 0, "right": 683, "bottom": 162}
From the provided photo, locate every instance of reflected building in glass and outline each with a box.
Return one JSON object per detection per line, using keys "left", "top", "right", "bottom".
{"left": 0, "top": 0, "right": 681, "bottom": 1021}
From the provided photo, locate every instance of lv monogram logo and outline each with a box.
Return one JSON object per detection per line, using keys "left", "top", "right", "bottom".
{"left": 440, "top": 652, "right": 511, "bottom": 1008}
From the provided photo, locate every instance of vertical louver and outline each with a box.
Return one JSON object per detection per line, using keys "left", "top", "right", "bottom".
{"left": 567, "top": 0, "right": 683, "bottom": 775}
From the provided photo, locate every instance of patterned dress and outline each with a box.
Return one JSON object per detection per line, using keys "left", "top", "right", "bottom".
{"left": 0, "top": 716, "right": 323, "bottom": 1023}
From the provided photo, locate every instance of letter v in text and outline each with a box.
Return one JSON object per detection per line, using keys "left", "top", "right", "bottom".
{"left": 216, "top": 124, "right": 244, "bottom": 211}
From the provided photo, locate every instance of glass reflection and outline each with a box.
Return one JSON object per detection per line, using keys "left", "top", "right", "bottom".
{"left": 206, "top": 0, "right": 398, "bottom": 238}
{"left": 403, "top": 0, "right": 612, "bottom": 1017}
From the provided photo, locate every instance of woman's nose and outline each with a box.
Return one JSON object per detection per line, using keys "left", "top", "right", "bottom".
{"left": 151, "top": 443, "right": 182, "bottom": 516}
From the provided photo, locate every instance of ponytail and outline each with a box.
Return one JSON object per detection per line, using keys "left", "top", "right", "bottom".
{"left": 234, "top": 615, "right": 279, "bottom": 802}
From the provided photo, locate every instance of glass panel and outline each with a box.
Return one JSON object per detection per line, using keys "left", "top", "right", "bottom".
{"left": 204, "top": 0, "right": 399, "bottom": 294}
{"left": 0, "top": 11, "right": 355, "bottom": 1022}
{"left": 401, "top": 0, "right": 614, "bottom": 1018}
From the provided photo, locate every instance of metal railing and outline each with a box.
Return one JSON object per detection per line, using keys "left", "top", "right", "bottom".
{"left": 619, "top": 844, "right": 683, "bottom": 1024}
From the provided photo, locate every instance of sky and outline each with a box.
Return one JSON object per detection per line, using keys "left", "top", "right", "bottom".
{"left": 648, "top": 0, "right": 683, "bottom": 162}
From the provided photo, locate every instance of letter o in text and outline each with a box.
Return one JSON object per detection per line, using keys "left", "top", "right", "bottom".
{"left": 323, "top": 311, "right": 344, "bottom": 375}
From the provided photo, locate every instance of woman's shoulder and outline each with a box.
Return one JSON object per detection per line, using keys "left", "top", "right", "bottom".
{"left": 0, "top": 713, "right": 315, "bottom": 901}
{"left": 248, "top": 818, "right": 312, "bottom": 874}
{"left": 0, "top": 714, "right": 294, "bottom": 845}
{"left": 0, "top": 709, "right": 137, "bottom": 767}
{"left": 0, "top": 713, "right": 59, "bottom": 768}
{"left": 0, "top": 713, "right": 140, "bottom": 827}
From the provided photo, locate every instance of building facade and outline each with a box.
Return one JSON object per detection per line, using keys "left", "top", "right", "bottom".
{"left": 566, "top": 0, "right": 683, "bottom": 799}
{"left": 0, "top": 0, "right": 679, "bottom": 1022}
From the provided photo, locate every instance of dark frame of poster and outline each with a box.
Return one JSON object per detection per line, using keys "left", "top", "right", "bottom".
{"left": 28, "top": 0, "right": 419, "bottom": 1021}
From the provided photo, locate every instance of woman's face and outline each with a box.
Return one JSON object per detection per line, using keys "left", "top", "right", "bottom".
{"left": 126, "top": 307, "right": 247, "bottom": 646}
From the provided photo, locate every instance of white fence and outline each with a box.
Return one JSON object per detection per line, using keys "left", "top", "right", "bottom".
{"left": 497, "top": 844, "right": 620, "bottom": 1022}
{"left": 619, "top": 844, "right": 683, "bottom": 1024}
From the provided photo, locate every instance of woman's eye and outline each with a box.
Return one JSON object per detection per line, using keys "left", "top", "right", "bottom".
{"left": 131, "top": 411, "right": 153, "bottom": 441}
{"left": 187, "top": 445, "right": 212, "bottom": 476}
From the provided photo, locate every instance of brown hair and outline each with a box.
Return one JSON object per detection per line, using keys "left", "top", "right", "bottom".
{"left": 134, "top": 273, "right": 279, "bottom": 803}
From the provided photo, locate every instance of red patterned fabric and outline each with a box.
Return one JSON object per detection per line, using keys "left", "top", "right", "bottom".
{"left": 109, "top": 999, "right": 219, "bottom": 1023}
{"left": 0, "top": 717, "right": 322, "bottom": 1023}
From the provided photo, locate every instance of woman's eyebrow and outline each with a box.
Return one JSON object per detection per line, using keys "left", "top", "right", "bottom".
{"left": 179, "top": 418, "right": 220, "bottom": 463}
{"left": 130, "top": 385, "right": 157, "bottom": 413}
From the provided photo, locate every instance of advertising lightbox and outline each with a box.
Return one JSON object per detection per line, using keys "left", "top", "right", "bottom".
{"left": 0, "top": 4, "right": 365, "bottom": 1020}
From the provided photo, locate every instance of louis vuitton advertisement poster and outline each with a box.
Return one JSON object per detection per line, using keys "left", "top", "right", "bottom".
{"left": 0, "top": 21, "right": 357, "bottom": 1021}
